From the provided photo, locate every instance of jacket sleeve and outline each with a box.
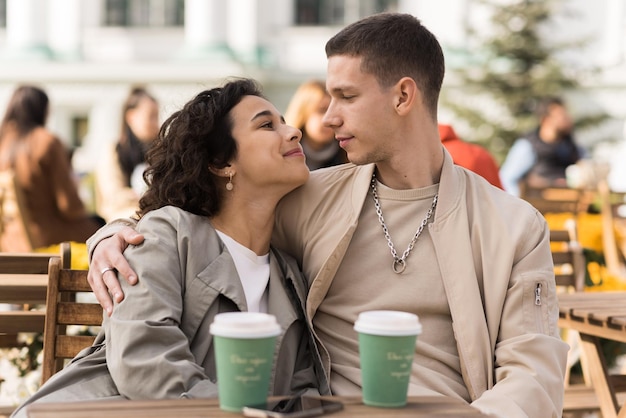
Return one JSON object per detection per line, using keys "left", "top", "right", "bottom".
{"left": 86, "top": 217, "right": 139, "bottom": 260}
{"left": 104, "top": 211, "right": 217, "bottom": 399}
{"left": 499, "top": 138, "right": 535, "bottom": 196}
{"left": 470, "top": 213, "right": 569, "bottom": 418}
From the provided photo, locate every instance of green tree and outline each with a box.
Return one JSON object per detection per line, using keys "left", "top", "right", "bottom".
{"left": 442, "top": 0, "right": 601, "bottom": 162}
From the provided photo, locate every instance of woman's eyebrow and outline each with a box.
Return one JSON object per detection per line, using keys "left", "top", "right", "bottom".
{"left": 251, "top": 110, "right": 273, "bottom": 122}
{"left": 251, "top": 110, "right": 286, "bottom": 124}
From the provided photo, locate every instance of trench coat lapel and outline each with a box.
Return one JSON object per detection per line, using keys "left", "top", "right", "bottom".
{"left": 267, "top": 250, "right": 300, "bottom": 330}
{"left": 182, "top": 240, "right": 301, "bottom": 341}
{"left": 181, "top": 238, "right": 247, "bottom": 340}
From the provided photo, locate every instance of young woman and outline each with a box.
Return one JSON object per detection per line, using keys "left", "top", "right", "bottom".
{"left": 11, "top": 79, "right": 328, "bottom": 417}
{"left": 284, "top": 80, "right": 347, "bottom": 170}
{"left": 95, "top": 87, "right": 160, "bottom": 221}
{"left": 0, "top": 85, "right": 103, "bottom": 252}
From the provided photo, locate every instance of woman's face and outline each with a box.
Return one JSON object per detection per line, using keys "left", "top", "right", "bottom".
{"left": 304, "top": 93, "right": 335, "bottom": 150}
{"left": 126, "top": 97, "right": 160, "bottom": 143}
{"left": 228, "top": 95, "right": 309, "bottom": 195}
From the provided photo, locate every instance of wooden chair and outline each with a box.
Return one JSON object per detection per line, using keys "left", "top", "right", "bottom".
{"left": 520, "top": 183, "right": 584, "bottom": 216}
{"left": 551, "top": 227, "right": 586, "bottom": 292}
{"left": 598, "top": 180, "right": 626, "bottom": 278}
{"left": 0, "top": 243, "right": 71, "bottom": 348}
{"left": 550, "top": 196, "right": 626, "bottom": 413}
{"left": 554, "top": 223, "right": 626, "bottom": 415}
{"left": 551, "top": 224, "right": 601, "bottom": 413}
{"left": 0, "top": 169, "right": 35, "bottom": 252}
{"left": 41, "top": 257, "right": 103, "bottom": 384}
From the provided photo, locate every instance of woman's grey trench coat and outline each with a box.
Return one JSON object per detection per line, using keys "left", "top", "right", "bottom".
{"left": 12, "top": 207, "right": 328, "bottom": 417}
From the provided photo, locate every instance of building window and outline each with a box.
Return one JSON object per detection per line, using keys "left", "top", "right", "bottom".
{"left": 71, "top": 115, "right": 89, "bottom": 148}
{"left": 0, "top": 0, "right": 6, "bottom": 28}
{"left": 295, "top": 0, "right": 397, "bottom": 25}
{"left": 104, "top": 0, "right": 184, "bottom": 27}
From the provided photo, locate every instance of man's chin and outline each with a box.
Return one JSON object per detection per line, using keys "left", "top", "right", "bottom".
{"left": 346, "top": 155, "right": 368, "bottom": 166}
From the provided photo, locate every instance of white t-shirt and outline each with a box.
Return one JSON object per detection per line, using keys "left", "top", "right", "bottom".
{"left": 215, "top": 230, "right": 270, "bottom": 313}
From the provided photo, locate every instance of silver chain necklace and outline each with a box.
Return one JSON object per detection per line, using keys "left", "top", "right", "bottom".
{"left": 370, "top": 172, "right": 438, "bottom": 274}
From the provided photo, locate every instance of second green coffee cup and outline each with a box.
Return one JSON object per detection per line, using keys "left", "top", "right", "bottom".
{"left": 354, "top": 310, "right": 422, "bottom": 408}
{"left": 210, "top": 312, "right": 282, "bottom": 412}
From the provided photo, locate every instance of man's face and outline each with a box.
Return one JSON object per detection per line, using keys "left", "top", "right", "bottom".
{"left": 323, "top": 55, "right": 398, "bottom": 166}
{"left": 546, "top": 104, "right": 573, "bottom": 137}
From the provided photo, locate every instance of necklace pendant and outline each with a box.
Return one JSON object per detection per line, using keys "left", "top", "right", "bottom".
{"left": 371, "top": 172, "right": 438, "bottom": 277}
{"left": 393, "top": 259, "right": 406, "bottom": 274}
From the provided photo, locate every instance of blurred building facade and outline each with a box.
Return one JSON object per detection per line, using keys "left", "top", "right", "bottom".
{"left": 0, "top": 0, "right": 625, "bottom": 177}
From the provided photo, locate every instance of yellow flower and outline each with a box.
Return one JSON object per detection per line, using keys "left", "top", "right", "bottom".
{"left": 585, "top": 262, "right": 626, "bottom": 292}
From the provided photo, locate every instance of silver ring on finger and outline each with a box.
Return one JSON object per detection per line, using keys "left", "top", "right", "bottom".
{"left": 100, "top": 266, "right": 116, "bottom": 276}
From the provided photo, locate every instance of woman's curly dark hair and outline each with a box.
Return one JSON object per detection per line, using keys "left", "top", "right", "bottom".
{"left": 137, "top": 78, "right": 264, "bottom": 218}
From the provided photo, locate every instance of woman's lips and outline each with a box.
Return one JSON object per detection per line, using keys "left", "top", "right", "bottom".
{"left": 284, "top": 148, "right": 305, "bottom": 157}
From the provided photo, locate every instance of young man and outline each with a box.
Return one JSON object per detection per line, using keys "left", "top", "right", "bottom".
{"left": 87, "top": 13, "right": 567, "bottom": 418}
{"left": 500, "top": 96, "right": 583, "bottom": 196}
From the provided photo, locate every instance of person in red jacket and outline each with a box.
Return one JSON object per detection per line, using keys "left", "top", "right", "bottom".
{"left": 439, "top": 123, "right": 503, "bottom": 189}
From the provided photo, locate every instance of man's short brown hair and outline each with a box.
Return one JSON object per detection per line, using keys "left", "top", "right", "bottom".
{"left": 325, "top": 13, "right": 445, "bottom": 120}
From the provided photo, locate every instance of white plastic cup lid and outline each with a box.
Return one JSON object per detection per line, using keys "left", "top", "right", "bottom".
{"left": 209, "top": 312, "right": 282, "bottom": 339}
{"left": 354, "top": 310, "right": 422, "bottom": 336}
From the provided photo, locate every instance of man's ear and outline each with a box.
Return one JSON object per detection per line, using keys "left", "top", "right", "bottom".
{"left": 394, "top": 77, "right": 419, "bottom": 116}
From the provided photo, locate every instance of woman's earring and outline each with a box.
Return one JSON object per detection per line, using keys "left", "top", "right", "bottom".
{"left": 226, "top": 172, "right": 234, "bottom": 191}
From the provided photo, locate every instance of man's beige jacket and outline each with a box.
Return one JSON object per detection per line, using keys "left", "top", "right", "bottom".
{"left": 273, "top": 150, "right": 568, "bottom": 418}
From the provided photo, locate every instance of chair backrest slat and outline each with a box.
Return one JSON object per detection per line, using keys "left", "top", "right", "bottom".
{"left": 41, "top": 257, "right": 101, "bottom": 384}
{"left": 0, "top": 253, "right": 53, "bottom": 274}
{"left": 0, "top": 243, "right": 70, "bottom": 349}
{"left": 522, "top": 185, "right": 583, "bottom": 216}
{"left": 55, "top": 335, "right": 97, "bottom": 359}
{"left": 550, "top": 227, "right": 586, "bottom": 292}
{"left": 59, "top": 269, "right": 93, "bottom": 292}
{"left": 57, "top": 303, "right": 104, "bottom": 325}
{"left": 599, "top": 180, "right": 626, "bottom": 277}
{"left": 0, "top": 311, "right": 46, "bottom": 334}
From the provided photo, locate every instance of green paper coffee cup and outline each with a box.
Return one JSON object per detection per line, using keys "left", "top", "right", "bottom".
{"left": 354, "top": 310, "right": 422, "bottom": 408}
{"left": 210, "top": 312, "right": 282, "bottom": 412}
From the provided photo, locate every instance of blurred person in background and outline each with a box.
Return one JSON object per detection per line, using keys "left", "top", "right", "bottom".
{"left": 0, "top": 85, "right": 104, "bottom": 252}
{"left": 438, "top": 123, "right": 502, "bottom": 189}
{"left": 284, "top": 80, "right": 347, "bottom": 170}
{"left": 607, "top": 120, "right": 626, "bottom": 193}
{"left": 500, "top": 96, "right": 583, "bottom": 196}
{"left": 95, "top": 87, "right": 159, "bottom": 221}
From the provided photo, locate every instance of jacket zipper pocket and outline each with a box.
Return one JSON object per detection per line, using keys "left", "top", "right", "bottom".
{"left": 534, "top": 282, "right": 544, "bottom": 333}
{"left": 535, "top": 283, "right": 542, "bottom": 306}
